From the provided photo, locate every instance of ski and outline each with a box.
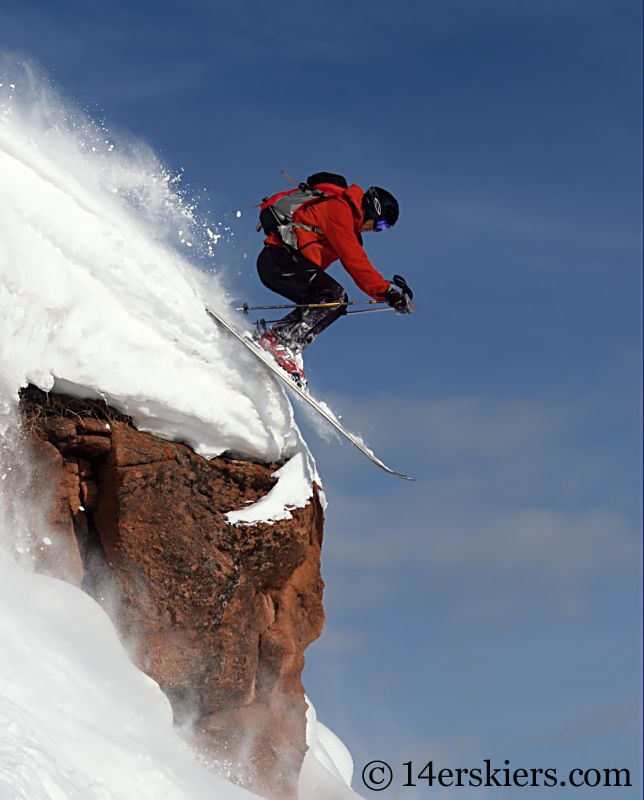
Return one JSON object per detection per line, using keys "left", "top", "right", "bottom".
{"left": 205, "top": 306, "right": 414, "bottom": 481}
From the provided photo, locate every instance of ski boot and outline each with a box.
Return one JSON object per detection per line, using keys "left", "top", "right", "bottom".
{"left": 255, "top": 329, "right": 307, "bottom": 388}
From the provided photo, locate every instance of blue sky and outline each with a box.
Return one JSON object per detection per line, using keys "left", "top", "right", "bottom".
{"left": 3, "top": 0, "right": 642, "bottom": 796}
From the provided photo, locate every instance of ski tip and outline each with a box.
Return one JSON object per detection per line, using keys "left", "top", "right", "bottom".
{"left": 376, "top": 462, "right": 414, "bottom": 481}
{"left": 393, "top": 471, "right": 415, "bottom": 481}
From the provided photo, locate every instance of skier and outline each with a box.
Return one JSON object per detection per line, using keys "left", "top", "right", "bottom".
{"left": 254, "top": 172, "right": 413, "bottom": 384}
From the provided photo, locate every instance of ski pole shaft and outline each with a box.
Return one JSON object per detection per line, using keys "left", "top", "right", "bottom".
{"left": 261, "top": 308, "right": 394, "bottom": 323}
{"left": 344, "top": 307, "right": 395, "bottom": 315}
{"left": 280, "top": 169, "right": 298, "bottom": 187}
{"left": 238, "top": 300, "right": 385, "bottom": 313}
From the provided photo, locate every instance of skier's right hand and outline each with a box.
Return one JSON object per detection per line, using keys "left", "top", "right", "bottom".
{"left": 383, "top": 285, "right": 414, "bottom": 314}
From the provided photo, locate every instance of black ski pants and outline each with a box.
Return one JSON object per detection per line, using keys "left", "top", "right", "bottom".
{"left": 257, "top": 245, "right": 348, "bottom": 350}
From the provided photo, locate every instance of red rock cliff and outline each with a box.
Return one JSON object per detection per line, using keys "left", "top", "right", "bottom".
{"left": 20, "top": 386, "right": 325, "bottom": 800}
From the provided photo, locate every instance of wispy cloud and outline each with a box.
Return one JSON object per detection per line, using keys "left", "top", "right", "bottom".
{"left": 306, "top": 386, "right": 640, "bottom": 622}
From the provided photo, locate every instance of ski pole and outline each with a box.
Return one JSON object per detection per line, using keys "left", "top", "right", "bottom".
{"left": 238, "top": 300, "right": 385, "bottom": 313}
{"left": 344, "top": 307, "right": 395, "bottom": 315}
{"left": 280, "top": 169, "right": 298, "bottom": 187}
{"left": 261, "top": 307, "right": 394, "bottom": 324}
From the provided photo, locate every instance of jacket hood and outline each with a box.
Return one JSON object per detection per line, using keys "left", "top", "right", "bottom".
{"left": 341, "top": 184, "right": 365, "bottom": 228}
{"left": 310, "top": 182, "right": 364, "bottom": 227}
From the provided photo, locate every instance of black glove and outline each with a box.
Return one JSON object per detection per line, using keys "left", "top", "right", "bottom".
{"left": 384, "top": 285, "right": 413, "bottom": 314}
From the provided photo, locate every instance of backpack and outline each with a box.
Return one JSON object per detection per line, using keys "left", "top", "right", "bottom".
{"left": 258, "top": 172, "right": 348, "bottom": 250}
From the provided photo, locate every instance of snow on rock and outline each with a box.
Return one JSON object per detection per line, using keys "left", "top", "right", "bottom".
{"left": 0, "top": 65, "right": 304, "bottom": 470}
{"left": 226, "top": 451, "right": 315, "bottom": 525}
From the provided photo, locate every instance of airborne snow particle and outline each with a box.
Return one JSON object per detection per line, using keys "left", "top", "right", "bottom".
{"left": 43, "top": 537, "right": 52, "bottom": 546}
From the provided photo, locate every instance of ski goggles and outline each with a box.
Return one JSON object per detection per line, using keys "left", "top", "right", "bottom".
{"left": 374, "top": 218, "right": 391, "bottom": 232}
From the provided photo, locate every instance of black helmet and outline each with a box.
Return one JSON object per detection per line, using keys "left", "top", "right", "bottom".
{"left": 362, "top": 186, "right": 399, "bottom": 228}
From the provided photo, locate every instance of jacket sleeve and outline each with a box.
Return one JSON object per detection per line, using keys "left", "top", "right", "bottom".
{"left": 322, "top": 200, "right": 391, "bottom": 299}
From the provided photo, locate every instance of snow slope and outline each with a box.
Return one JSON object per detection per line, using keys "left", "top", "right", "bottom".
{"left": 300, "top": 699, "right": 363, "bottom": 799}
{"left": 0, "top": 549, "right": 359, "bottom": 800}
{"left": 0, "top": 62, "right": 358, "bottom": 798}
{"left": 0, "top": 559, "right": 257, "bottom": 800}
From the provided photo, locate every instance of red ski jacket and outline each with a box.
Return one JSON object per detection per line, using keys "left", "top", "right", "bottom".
{"left": 264, "top": 183, "right": 391, "bottom": 300}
